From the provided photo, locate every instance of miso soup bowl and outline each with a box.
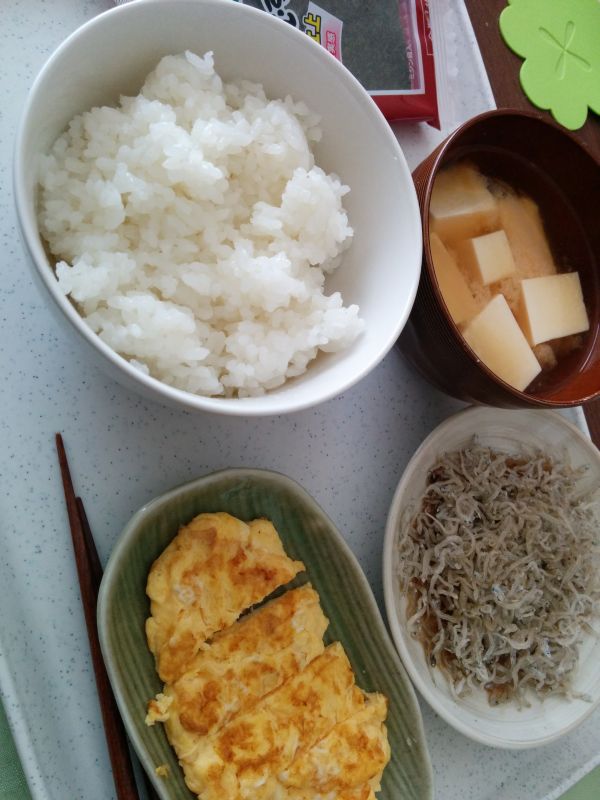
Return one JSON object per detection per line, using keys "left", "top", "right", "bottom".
{"left": 397, "top": 109, "right": 600, "bottom": 408}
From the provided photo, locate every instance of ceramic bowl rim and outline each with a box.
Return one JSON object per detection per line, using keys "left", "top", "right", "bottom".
{"left": 420, "top": 108, "right": 600, "bottom": 408}
{"left": 13, "top": 0, "right": 421, "bottom": 417}
{"left": 382, "top": 406, "right": 600, "bottom": 749}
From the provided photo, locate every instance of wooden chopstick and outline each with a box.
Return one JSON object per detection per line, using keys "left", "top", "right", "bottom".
{"left": 55, "top": 433, "right": 141, "bottom": 800}
{"left": 76, "top": 497, "right": 103, "bottom": 590}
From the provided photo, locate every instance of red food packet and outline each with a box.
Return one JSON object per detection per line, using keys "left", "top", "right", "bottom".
{"left": 114, "top": 0, "right": 440, "bottom": 127}
{"left": 241, "top": 0, "right": 440, "bottom": 128}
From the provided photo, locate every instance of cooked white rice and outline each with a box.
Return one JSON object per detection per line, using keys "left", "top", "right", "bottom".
{"left": 38, "top": 51, "right": 362, "bottom": 397}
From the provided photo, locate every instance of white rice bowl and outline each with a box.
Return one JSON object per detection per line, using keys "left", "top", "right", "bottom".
{"left": 38, "top": 51, "right": 363, "bottom": 397}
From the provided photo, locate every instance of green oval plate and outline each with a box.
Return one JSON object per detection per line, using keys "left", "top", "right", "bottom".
{"left": 97, "top": 468, "right": 434, "bottom": 800}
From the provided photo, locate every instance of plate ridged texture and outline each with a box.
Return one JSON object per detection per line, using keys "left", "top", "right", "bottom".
{"left": 98, "top": 468, "right": 433, "bottom": 800}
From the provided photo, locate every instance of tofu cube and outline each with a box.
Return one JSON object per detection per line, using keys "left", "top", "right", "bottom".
{"left": 498, "top": 194, "right": 556, "bottom": 277}
{"left": 430, "top": 163, "right": 499, "bottom": 245}
{"left": 430, "top": 233, "right": 478, "bottom": 325}
{"left": 462, "top": 294, "right": 541, "bottom": 391}
{"left": 459, "top": 229, "right": 517, "bottom": 286}
{"left": 516, "top": 272, "right": 590, "bottom": 346}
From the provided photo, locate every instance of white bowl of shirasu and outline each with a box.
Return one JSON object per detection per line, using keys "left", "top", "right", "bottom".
{"left": 383, "top": 406, "right": 600, "bottom": 749}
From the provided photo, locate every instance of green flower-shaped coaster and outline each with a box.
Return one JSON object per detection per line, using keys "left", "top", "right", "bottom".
{"left": 499, "top": 0, "right": 600, "bottom": 130}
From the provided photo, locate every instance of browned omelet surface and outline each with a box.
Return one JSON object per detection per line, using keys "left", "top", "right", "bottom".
{"left": 180, "top": 642, "right": 366, "bottom": 799}
{"left": 148, "top": 585, "right": 328, "bottom": 750}
{"left": 279, "top": 692, "right": 390, "bottom": 799}
{"left": 145, "top": 513, "right": 390, "bottom": 800}
{"left": 145, "top": 512, "right": 304, "bottom": 682}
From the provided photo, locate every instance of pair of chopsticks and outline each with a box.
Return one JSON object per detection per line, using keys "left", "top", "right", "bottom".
{"left": 55, "top": 434, "right": 159, "bottom": 800}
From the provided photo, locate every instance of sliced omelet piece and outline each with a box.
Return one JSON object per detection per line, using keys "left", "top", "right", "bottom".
{"left": 180, "top": 642, "right": 365, "bottom": 800}
{"left": 148, "top": 585, "right": 328, "bottom": 752}
{"left": 278, "top": 692, "right": 390, "bottom": 799}
{"left": 291, "top": 785, "right": 377, "bottom": 800}
{"left": 338, "top": 788, "right": 377, "bottom": 800}
{"left": 145, "top": 513, "right": 304, "bottom": 682}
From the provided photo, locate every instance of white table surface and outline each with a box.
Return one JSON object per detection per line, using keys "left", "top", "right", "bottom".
{"left": 1, "top": 2, "right": 599, "bottom": 800}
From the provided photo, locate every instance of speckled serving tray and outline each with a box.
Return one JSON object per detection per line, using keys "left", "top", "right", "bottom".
{"left": 2, "top": 3, "right": 600, "bottom": 800}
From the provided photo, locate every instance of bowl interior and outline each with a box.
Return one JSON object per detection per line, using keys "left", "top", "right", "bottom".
{"left": 422, "top": 112, "right": 600, "bottom": 406}
{"left": 98, "top": 468, "right": 433, "bottom": 799}
{"left": 16, "top": 0, "right": 421, "bottom": 415}
{"left": 383, "top": 407, "right": 600, "bottom": 748}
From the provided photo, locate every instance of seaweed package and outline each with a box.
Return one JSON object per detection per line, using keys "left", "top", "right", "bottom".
{"left": 242, "top": 0, "right": 440, "bottom": 127}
